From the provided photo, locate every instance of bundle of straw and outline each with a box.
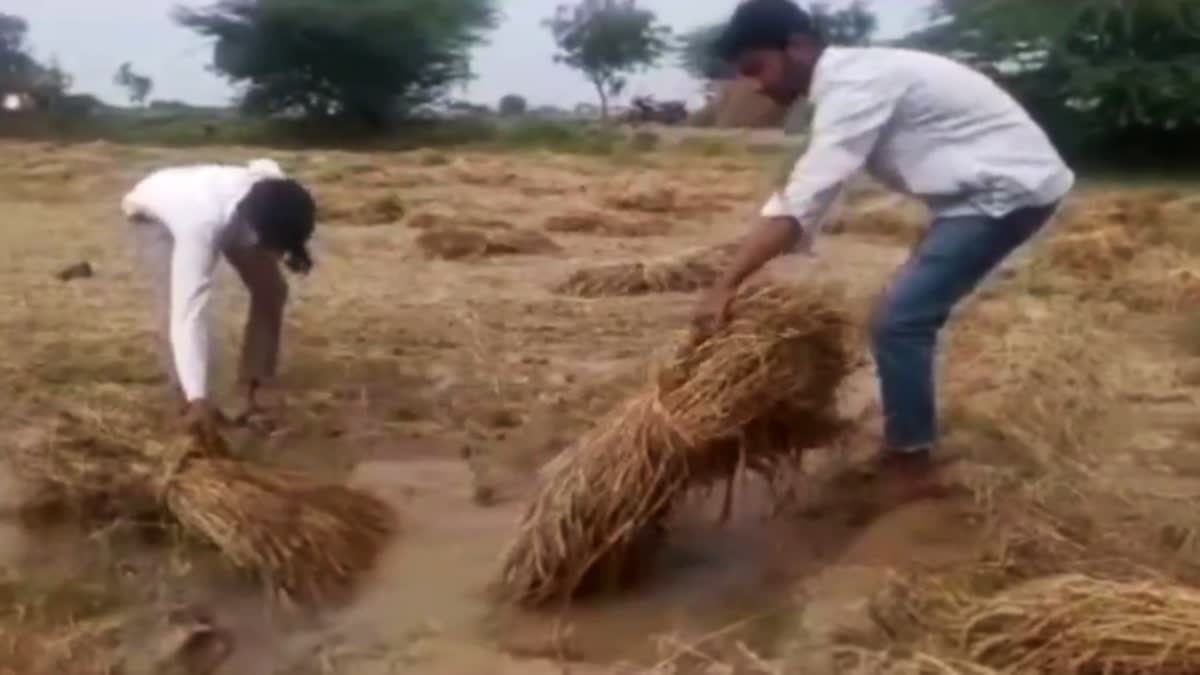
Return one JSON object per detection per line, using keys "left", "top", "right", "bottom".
{"left": 543, "top": 210, "right": 671, "bottom": 238}
{"left": 942, "top": 574, "right": 1200, "bottom": 675}
{"left": 555, "top": 257, "right": 720, "bottom": 298}
{"left": 416, "top": 226, "right": 561, "bottom": 260}
{"left": 554, "top": 240, "right": 743, "bottom": 298}
{"left": 13, "top": 423, "right": 396, "bottom": 604}
{"left": 498, "top": 281, "right": 854, "bottom": 606}
{"left": 832, "top": 646, "right": 1001, "bottom": 675}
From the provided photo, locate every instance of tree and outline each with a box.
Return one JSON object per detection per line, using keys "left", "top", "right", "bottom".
{"left": 499, "top": 93, "right": 527, "bottom": 116}
{"left": 905, "top": 0, "right": 1200, "bottom": 165}
{"left": 545, "top": 0, "right": 671, "bottom": 119}
{"left": 0, "top": 13, "right": 71, "bottom": 107}
{"left": 176, "top": 0, "right": 498, "bottom": 129}
{"left": 678, "top": 24, "right": 731, "bottom": 82}
{"left": 114, "top": 62, "right": 153, "bottom": 106}
{"left": 0, "top": 13, "right": 35, "bottom": 92}
{"left": 678, "top": 1, "right": 879, "bottom": 82}
{"left": 811, "top": 0, "right": 878, "bottom": 47}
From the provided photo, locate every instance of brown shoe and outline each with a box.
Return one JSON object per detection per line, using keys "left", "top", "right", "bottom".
{"left": 872, "top": 447, "right": 968, "bottom": 505}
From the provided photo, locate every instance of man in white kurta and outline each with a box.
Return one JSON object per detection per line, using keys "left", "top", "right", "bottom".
{"left": 697, "top": 0, "right": 1074, "bottom": 500}
{"left": 122, "top": 159, "right": 316, "bottom": 448}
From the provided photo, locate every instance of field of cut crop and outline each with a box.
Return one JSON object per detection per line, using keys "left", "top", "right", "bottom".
{"left": 0, "top": 137, "right": 1198, "bottom": 674}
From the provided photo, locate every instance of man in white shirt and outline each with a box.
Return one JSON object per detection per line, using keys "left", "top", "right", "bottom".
{"left": 695, "top": 0, "right": 1074, "bottom": 500}
{"left": 122, "top": 158, "right": 316, "bottom": 450}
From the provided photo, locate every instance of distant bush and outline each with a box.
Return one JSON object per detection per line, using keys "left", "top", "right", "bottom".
{"left": 499, "top": 94, "right": 528, "bottom": 117}
{"left": 0, "top": 108, "right": 662, "bottom": 159}
{"left": 675, "top": 135, "right": 739, "bottom": 158}
{"left": 492, "top": 120, "right": 622, "bottom": 155}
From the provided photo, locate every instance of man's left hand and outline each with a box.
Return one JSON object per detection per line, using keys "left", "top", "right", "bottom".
{"left": 182, "top": 400, "right": 230, "bottom": 455}
{"left": 235, "top": 379, "right": 283, "bottom": 432}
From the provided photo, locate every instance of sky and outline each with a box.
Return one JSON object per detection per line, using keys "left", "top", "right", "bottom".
{"left": 6, "top": 0, "right": 932, "bottom": 109}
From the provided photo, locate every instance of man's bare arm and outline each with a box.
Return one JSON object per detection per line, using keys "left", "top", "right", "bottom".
{"left": 224, "top": 246, "right": 288, "bottom": 393}
{"left": 713, "top": 216, "right": 804, "bottom": 292}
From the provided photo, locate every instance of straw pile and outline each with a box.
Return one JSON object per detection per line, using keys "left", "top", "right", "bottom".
{"left": 543, "top": 210, "right": 671, "bottom": 238}
{"left": 13, "top": 421, "right": 396, "bottom": 604}
{"left": 554, "top": 254, "right": 721, "bottom": 298}
{"left": 554, "top": 240, "right": 742, "bottom": 297}
{"left": 1044, "top": 226, "right": 1137, "bottom": 279}
{"left": 321, "top": 191, "right": 407, "bottom": 226}
{"left": 416, "top": 226, "right": 561, "bottom": 260}
{"left": 498, "top": 281, "right": 854, "bottom": 606}
{"left": 833, "top": 647, "right": 1001, "bottom": 675}
{"left": 892, "top": 574, "right": 1200, "bottom": 675}
{"left": 828, "top": 194, "right": 927, "bottom": 242}
{"left": 604, "top": 184, "right": 677, "bottom": 213}
{"left": 407, "top": 210, "right": 514, "bottom": 231}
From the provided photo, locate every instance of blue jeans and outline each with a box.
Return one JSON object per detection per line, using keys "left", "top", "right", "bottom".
{"left": 871, "top": 203, "right": 1058, "bottom": 452}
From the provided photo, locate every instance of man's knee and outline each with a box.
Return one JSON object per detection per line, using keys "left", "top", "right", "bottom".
{"left": 870, "top": 302, "right": 901, "bottom": 348}
{"left": 870, "top": 294, "right": 937, "bottom": 348}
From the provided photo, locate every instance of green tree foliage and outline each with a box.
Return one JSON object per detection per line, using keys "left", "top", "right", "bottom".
{"left": 678, "top": 1, "right": 879, "bottom": 82}
{"left": 176, "top": 0, "right": 498, "bottom": 129}
{"left": 0, "top": 13, "right": 70, "bottom": 101}
{"left": 0, "top": 13, "right": 35, "bottom": 92}
{"left": 907, "top": 0, "right": 1200, "bottom": 165}
{"left": 114, "top": 62, "right": 154, "bottom": 107}
{"left": 545, "top": 0, "right": 671, "bottom": 119}
{"left": 677, "top": 24, "right": 729, "bottom": 82}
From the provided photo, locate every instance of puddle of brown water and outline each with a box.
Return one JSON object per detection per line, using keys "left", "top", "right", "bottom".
{"left": 0, "top": 466, "right": 32, "bottom": 567}
{"left": 0, "top": 448, "right": 979, "bottom": 674}
{"left": 270, "top": 457, "right": 865, "bottom": 672}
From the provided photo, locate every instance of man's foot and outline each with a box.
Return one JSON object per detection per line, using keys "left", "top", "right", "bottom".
{"left": 872, "top": 448, "right": 955, "bottom": 504}
{"left": 833, "top": 447, "right": 962, "bottom": 510}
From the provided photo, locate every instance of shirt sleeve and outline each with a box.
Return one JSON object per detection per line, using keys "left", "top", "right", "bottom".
{"left": 169, "top": 228, "right": 219, "bottom": 401}
{"left": 761, "top": 82, "right": 902, "bottom": 246}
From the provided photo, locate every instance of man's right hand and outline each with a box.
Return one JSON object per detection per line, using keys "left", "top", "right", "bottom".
{"left": 181, "top": 399, "right": 229, "bottom": 456}
{"left": 692, "top": 283, "right": 737, "bottom": 342}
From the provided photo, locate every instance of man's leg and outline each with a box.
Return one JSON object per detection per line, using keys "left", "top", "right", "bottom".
{"left": 128, "top": 216, "right": 181, "bottom": 400}
{"left": 869, "top": 203, "right": 1057, "bottom": 479}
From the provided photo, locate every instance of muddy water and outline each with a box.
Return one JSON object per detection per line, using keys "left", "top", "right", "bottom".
{"left": 228, "top": 456, "right": 865, "bottom": 673}
{"left": 0, "top": 447, "right": 979, "bottom": 675}
{"left": 226, "top": 368, "right": 891, "bottom": 672}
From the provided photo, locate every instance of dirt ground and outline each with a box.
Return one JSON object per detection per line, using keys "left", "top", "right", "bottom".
{"left": 0, "top": 138, "right": 1198, "bottom": 674}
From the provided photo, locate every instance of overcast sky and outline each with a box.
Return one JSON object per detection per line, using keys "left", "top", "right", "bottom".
{"left": 6, "top": 0, "right": 931, "bottom": 108}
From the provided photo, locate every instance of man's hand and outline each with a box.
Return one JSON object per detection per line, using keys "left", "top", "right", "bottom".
{"left": 692, "top": 216, "right": 805, "bottom": 341}
{"left": 234, "top": 379, "right": 282, "bottom": 432}
{"left": 182, "top": 400, "right": 229, "bottom": 455}
{"left": 693, "top": 283, "right": 737, "bottom": 340}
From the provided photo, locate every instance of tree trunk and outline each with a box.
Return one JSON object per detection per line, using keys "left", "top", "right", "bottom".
{"left": 592, "top": 78, "right": 609, "bottom": 120}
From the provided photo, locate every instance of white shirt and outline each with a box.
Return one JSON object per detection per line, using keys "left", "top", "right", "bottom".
{"left": 763, "top": 47, "right": 1075, "bottom": 245}
{"left": 121, "top": 159, "right": 285, "bottom": 401}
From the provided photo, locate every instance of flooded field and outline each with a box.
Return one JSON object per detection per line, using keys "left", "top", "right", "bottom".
{"left": 0, "top": 139, "right": 1198, "bottom": 674}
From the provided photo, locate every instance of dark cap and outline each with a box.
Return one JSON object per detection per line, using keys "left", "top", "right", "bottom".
{"left": 714, "top": 0, "right": 818, "bottom": 63}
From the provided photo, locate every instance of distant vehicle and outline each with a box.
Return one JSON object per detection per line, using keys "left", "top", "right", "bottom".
{"left": 428, "top": 100, "right": 493, "bottom": 120}
{"left": 622, "top": 96, "right": 688, "bottom": 126}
